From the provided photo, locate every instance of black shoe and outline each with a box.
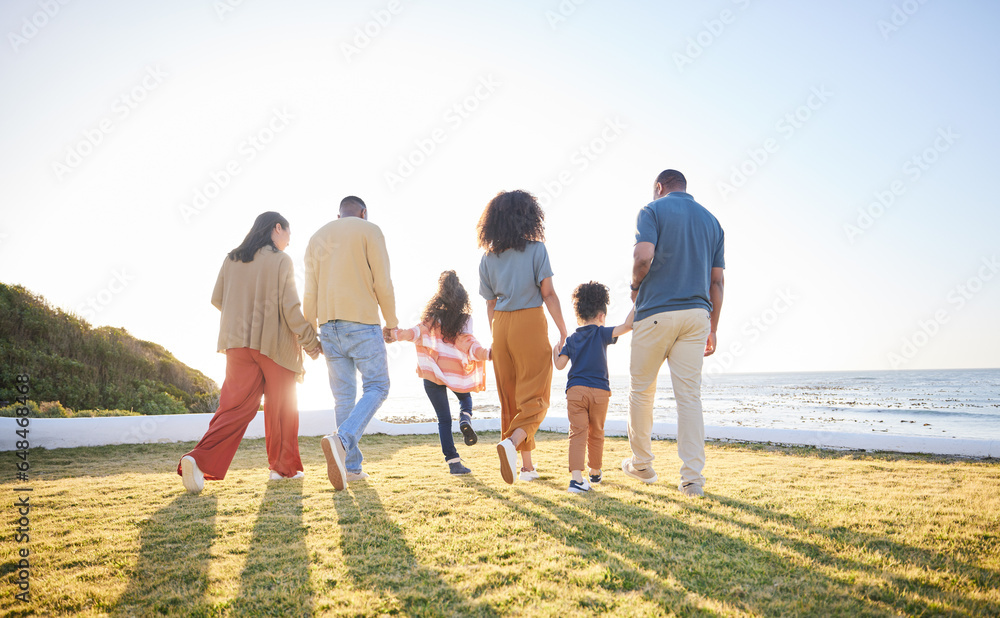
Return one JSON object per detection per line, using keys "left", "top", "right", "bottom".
{"left": 449, "top": 460, "right": 471, "bottom": 475}
{"left": 460, "top": 419, "right": 478, "bottom": 446}
{"left": 589, "top": 470, "right": 602, "bottom": 484}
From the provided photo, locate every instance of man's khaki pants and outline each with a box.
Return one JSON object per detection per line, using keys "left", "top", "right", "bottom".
{"left": 628, "top": 308, "right": 711, "bottom": 487}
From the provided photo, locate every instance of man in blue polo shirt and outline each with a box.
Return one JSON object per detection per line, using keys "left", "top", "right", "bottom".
{"left": 622, "top": 169, "right": 725, "bottom": 497}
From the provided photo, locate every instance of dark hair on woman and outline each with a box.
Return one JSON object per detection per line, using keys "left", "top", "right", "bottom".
{"left": 228, "top": 211, "right": 289, "bottom": 263}
{"left": 476, "top": 190, "right": 545, "bottom": 254}
{"left": 572, "top": 281, "right": 610, "bottom": 322}
{"left": 422, "top": 270, "right": 472, "bottom": 343}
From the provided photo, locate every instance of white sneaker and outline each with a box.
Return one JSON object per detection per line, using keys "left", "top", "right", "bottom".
{"left": 269, "top": 471, "right": 304, "bottom": 480}
{"left": 346, "top": 471, "right": 369, "bottom": 482}
{"left": 496, "top": 439, "right": 518, "bottom": 485}
{"left": 181, "top": 456, "right": 204, "bottom": 494}
{"left": 519, "top": 468, "right": 540, "bottom": 482}
{"left": 321, "top": 434, "right": 347, "bottom": 491}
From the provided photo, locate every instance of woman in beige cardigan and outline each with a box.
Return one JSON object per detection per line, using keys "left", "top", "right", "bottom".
{"left": 178, "top": 212, "right": 321, "bottom": 493}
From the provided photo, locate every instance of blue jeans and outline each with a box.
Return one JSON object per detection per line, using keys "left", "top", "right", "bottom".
{"left": 423, "top": 380, "right": 472, "bottom": 461}
{"left": 319, "top": 321, "right": 390, "bottom": 473}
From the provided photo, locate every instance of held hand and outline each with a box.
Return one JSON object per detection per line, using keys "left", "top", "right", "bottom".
{"left": 487, "top": 348, "right": 492, "bottom": 361}
{"left": 382, "top": 326, "right": 396, "bottom": 343}
{"left": 305, "top": 344, "right": 322, "bottom": 360}
{"left": 704, "top": 332, "right": 717, "bottom": 357}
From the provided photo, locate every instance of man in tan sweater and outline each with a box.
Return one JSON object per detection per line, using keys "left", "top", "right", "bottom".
{"left": 304, "top": 196, "right": 398, "bottom": 490}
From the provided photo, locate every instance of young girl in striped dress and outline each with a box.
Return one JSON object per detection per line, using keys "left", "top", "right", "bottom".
{"left": 394, "top": 271, "right": 490, "bottom": 475}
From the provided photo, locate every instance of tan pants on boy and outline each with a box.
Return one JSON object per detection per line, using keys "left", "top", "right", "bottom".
{"left": 566, "top": 385, "right": 610, "bottom": 472}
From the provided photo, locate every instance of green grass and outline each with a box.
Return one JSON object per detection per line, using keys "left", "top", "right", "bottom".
{"left": 3, "top": 432, "right": 999, "bottom": 616}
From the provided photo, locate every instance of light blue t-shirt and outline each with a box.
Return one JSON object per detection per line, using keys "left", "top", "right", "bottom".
{"left": 479, "top": 241, "right": 554, "bottom": 312}
{"left": 634, "top": 192, "right": 725, "bottom": 321}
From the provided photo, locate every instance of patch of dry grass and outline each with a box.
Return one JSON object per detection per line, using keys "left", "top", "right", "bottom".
{"left": 2, "top": 433, "right": 999, "bottom": 616}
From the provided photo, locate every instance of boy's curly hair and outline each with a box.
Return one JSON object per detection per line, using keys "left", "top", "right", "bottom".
{"left": 476, "top": 190, "right": 545, "bottom": 254}
{"left": 572, "top": 281, "right": 610, "bottom": 322}
{"left": 422, "top": 270, "right": 472, "bottom": 343}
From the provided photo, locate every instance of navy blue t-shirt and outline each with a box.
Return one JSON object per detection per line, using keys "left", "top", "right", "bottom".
{"left": 559, "top": 325, "right": 617, "bottom": 392}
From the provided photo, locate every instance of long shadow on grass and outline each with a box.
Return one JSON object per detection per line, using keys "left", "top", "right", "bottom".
{"left": 670, "top": 490, "right": 1000, "bottom": 616}
{"left": 464, "top": 475, "right": 915, "bottom": 616}
{"left": 113, "top": 494, "right": 218, "bottom": 616}
{"left": 230, "top": 480, "right": 315, "bottom": 616}
{"left": 333, "top": 486, "right": 499, "bottom": 616}
{"left": 32, "top": 434, "right": 418, "bottom": 481}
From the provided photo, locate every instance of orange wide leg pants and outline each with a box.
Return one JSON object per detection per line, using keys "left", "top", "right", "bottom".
{"left": 177, "top": 347, "right": 302, "bottom": 480}
{"left": 491, "top": 307, "right": 552, "bottom": 452}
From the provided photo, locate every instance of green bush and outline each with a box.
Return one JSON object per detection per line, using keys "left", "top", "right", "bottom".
{"left": 0, "top": 283, "right": 220, "bottom": 415}
{"left": 0, "top": 399, "right": 40, "bottom": 418}
{"left": 0, "top": 400, "right": 141, "bottom": 418}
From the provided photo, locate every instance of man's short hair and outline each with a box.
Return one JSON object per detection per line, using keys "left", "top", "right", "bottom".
{"left": 655, "top": 169, "right": 687, "bottom": 190}
{"left": 340, "top": 196, "right": 366, "bottom": 213}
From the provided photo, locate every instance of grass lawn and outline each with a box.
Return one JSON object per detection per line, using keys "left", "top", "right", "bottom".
{"left": 2, "top": 431, "right": 999, "bottom": 616}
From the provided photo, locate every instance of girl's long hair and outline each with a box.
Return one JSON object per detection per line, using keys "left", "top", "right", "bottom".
{"left": 422, "top": 270, "right": 472, "bottom": 343}
{"left": 228, "top": 211, "right": 289, "bottom": 262}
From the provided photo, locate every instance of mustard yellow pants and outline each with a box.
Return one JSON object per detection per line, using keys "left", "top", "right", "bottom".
{"left": 491, "top": 307, "right": 551, "bottom": 452}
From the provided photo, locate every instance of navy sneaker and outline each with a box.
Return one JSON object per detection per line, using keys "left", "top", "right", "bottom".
{"left": 567, "top": 479, "right": 591, "bottom": 494}
{"left": 589, "top": 470, "right": 602, "bottom": 484}
{"left": 459, "top": 415, "right": 478, "bottom": 446}
{"left": 448, "top": 459, "right": 471, "bottom": 475}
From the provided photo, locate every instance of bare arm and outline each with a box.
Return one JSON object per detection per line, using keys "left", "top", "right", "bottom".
{"left": 539, "top": 276, "right": 568, "bottom": 348}
{"left": 553, "top": 345, "right": 569, "bottom": 370}
{"left": 486, "top": 299, "right": 496, "bottom": 333}
{"left": 611, "top": 306, "right": 635, "bottom": 338}
{"left": 631, "top": 242, "right": 655, "bottom": 302}
{"left": 394, "top": 326, "right": 416, "bottom": 342}
{"left": 705, "top": 267, "right": 725, "bottom": 356}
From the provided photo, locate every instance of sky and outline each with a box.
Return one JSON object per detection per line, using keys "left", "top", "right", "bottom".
{"left": 2, "top": 0, "right": 999, "bottom": 410}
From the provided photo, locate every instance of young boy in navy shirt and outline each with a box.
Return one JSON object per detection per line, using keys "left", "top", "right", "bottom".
{"left": 554, "top": 282, "right": 634, "bottom": 493}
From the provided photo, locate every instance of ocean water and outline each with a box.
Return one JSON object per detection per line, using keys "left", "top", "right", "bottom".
{"left": 377, "top": 368, "right": 1000, "bottom": 442}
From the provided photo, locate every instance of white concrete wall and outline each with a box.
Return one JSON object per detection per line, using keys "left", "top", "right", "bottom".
{"left": 1, "top": 410, "right": 997, "bottom": 457}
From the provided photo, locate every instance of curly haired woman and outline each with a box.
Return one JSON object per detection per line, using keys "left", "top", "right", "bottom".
{"left": 476, "top": 190, "right": 568, "bottom": 484}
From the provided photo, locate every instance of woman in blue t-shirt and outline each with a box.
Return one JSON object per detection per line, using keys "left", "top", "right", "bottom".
{"left": 477, "top": 190, "right": 568, "bottom": 485}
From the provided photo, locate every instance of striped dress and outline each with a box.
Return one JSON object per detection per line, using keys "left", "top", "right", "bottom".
{"left": 400, "top": 319, "right": 489, "bottom": 393}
